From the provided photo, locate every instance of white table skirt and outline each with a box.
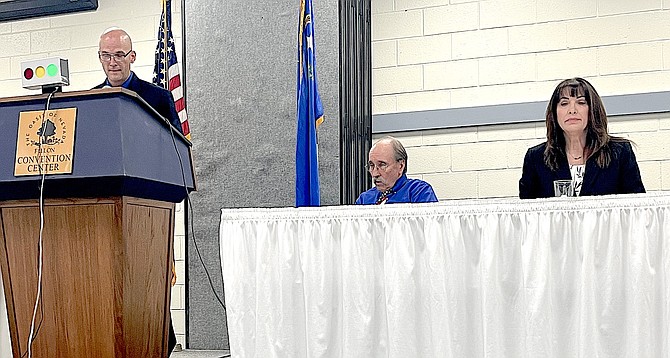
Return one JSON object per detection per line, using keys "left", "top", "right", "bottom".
{"left": 220, "top": 194, "right": 670, "bottom": 358}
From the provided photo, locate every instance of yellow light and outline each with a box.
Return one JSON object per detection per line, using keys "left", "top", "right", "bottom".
{"left": 35, "top": 66, "right": 46, "bottom": 78}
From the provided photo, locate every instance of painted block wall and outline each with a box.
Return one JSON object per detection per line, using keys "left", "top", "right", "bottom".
{"left": 371, "top": 0, "right": 670, "bottom": 198}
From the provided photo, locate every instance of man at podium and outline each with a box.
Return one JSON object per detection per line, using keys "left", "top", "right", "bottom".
{"left": 94, "top": 27, "right": 183, "bottom": 134}
{"left": 95, "top": 27, "right": 181, "bottom": 356}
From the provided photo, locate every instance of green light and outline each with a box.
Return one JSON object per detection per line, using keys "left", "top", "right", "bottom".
{"left": 46, "top": 64, "right": 58, "bottom": 77}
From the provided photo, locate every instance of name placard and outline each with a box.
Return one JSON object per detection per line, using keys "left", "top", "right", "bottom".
{"left": 14, "top": 108, "right": 77, "bottom": 176}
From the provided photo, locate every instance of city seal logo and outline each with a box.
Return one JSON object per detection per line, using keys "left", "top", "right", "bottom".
{"left": 15, "top": 108, "right": 77, "bottom": 176}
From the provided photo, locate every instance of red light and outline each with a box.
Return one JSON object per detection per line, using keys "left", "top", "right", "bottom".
{"left": 24, "top": 68, "right": 34, "bottom": 80}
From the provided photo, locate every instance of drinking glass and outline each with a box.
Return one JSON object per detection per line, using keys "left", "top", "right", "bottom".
{"left": 553, "top": 180, "right": 575, "bottom": 197}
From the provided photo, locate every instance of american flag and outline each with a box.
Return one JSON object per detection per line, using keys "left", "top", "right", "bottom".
{"left": 153, "top": 0, "right": 190, "bottom": 139}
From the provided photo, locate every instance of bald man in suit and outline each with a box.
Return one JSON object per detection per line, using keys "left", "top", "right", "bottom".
{"left": 96, "top": 27, "right": 180, "bottom": 356}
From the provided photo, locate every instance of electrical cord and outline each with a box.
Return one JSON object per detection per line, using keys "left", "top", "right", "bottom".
{"left": 24, "top": 88, "right": 58, "bottom": 358}
{"left": 166, "top": 126, "right": 226, "bottom": 312}
{"left": 186, "top": 194, "right": 226, "bottom": 311}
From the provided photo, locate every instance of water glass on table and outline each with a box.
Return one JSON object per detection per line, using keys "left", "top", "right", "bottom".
{"left": 553, "top": 179, "right": 575, "bottom": 197}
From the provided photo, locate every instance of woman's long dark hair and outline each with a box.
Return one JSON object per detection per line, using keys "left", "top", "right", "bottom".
{"left": 543, "top": 77, "right": 627, "bottom": 170}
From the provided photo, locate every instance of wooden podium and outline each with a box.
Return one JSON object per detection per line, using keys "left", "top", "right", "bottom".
{"left": 0, "top": 88, "right": 195, "bottom": 357}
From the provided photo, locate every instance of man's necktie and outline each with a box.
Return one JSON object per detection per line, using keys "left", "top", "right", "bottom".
{"left": 376, "top": 189, "right": 394, "bottom": 205}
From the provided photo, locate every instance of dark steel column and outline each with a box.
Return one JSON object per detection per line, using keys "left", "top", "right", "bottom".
{"left": 339, "top": 0, "right": 372, "bottom": 205}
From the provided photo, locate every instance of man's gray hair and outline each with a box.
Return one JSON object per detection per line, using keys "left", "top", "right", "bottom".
{"left": 374, "top": 136, "right": 408, "bottom": 174}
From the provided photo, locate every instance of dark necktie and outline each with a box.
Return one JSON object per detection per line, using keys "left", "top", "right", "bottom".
{"left": 376, "top": 189, "right": 394, "bottom": 205}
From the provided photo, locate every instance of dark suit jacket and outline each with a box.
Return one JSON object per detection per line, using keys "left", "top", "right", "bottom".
{"left": 94, "top": 72, "right": 183, "bottom": 134}
{"left": 95, "top": 73, "right": 182, "bottom": 355}
{"left": 519, "top": 141, "right": 645, "bottom": 199}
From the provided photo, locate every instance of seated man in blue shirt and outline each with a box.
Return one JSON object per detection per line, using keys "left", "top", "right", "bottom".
{"left": 355, "top": 136, "right": 438, "bottom": 205}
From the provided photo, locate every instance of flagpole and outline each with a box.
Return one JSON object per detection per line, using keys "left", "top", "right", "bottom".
{"left": 162, "top": 0, "right": 169, "bottom": 90}
{"left": 181, "top": 0, "right": 187, "bottom": 114}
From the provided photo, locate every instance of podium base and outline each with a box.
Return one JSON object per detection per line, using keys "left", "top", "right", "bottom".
{"left": 0, "top": 196, "right": 174, "bottom": 357}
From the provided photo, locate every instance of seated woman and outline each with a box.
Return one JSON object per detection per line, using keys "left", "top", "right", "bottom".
{"left": 519, "top": 77, "right": 645, "bottom": 199}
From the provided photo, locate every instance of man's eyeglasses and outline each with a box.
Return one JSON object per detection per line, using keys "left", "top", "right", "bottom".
{"left": 365, "top": 161, "right": 395, "bottom": 172}
{"left": 98, "top": 50, "right": 134, "bottom": 62}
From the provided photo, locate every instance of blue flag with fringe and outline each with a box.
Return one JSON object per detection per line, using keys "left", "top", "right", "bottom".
{"left": 295, "top": 0, "right": 324, "bottom": 207}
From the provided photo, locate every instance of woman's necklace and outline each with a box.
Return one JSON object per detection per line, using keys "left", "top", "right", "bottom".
{"left": 568, "top": 148, "right": 584, "bottom": 161}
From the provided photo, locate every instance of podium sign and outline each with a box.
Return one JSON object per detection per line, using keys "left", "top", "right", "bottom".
{"left": 14, "top": 108, "right": 77, "bottom": 176}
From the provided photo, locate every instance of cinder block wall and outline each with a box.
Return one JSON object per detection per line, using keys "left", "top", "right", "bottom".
{"left": 0, "top": 0, "right": 187, "bottom": 346}
{"left": 371, "top": 0, "right": 670, "bottom": 198}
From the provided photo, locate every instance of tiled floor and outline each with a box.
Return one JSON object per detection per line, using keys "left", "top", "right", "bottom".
{"left": 172, "top": 349, "right": 230, "bottom": 358}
